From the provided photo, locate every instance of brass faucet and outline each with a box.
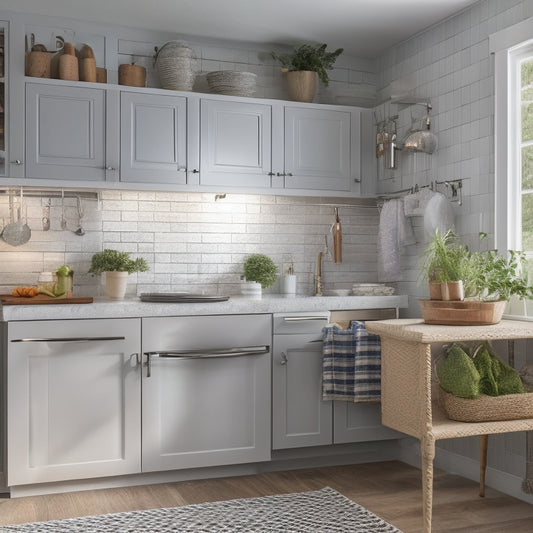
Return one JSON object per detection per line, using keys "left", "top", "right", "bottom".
{"left": 315, "top": 251, "right": 323, "bottom": 296}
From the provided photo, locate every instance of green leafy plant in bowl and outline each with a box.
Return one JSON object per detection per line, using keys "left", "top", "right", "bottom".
{"left": 243, "top": 254, "right": 278, "bottom": 289}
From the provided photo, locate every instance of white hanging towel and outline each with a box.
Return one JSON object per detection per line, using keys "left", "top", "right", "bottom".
{"left": 377, "top": 198, "right": 416, "bottom": 282}
{"left": 423, "top": 192, "right": 455, "bottom": 241}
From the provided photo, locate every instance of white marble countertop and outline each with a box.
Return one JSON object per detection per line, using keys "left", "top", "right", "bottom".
{"left": 0, "top": 294, "right": 409, "bottom": 322}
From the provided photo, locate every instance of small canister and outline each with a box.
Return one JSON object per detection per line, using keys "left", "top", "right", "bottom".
{"left": 118, "top": 63, "right": 146, "bottom": 87}
{"left": 37, "top": 271, "right": 57, "bottom": 294}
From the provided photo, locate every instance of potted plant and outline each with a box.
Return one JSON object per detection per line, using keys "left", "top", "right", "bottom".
{"left": 420, "top": 229, "right": 470, "bottom": 300}
{"left": 466, "top": 233, "right": 533, "bottom": 302}
{"left": 242, "top": 253, "right": 278, "bottom": 298}
{"left": 271, "top": 43, "right": 343, "bottom": 102}
{"left": 88, "top": 249, "right": 149, "bottom": 300}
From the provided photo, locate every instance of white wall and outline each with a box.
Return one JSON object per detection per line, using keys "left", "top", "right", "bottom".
{"left": 0, "top": 191, "right": 380, "bottom": 297}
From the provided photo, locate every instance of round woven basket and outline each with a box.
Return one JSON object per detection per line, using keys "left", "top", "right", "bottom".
{"left": 439, "top": 386, "right": 533, "bottom": 422}
{"left": 155, "top": 41, "right": 197, "bottom": 91}
{"left": 206, "top": 71, "right": 257, "bottom": 97}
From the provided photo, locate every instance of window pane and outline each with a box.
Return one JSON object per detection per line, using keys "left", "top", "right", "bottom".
{"left": 522, "top": 193, "right": 533, "bottom": 251}
{"left": 522, "top": 59, "right": 533, "bottom": 142}
{"left": 522, "top": 145, "right": 533, "bottom": 189}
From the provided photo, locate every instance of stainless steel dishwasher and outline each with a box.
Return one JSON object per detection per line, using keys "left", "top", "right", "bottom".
{"left": 141, "top": 314, "right": 272, "bottom": 473}
{"left": 272, "top": 308, "right": 400, "bottom": 450}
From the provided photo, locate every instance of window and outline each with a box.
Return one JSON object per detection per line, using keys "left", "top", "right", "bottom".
{"left": 492, "top": 18, "right": 533, "bottom": 314}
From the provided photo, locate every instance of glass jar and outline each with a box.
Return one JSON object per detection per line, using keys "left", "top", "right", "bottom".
{"left": 37, "top": 271, "right": 57, "bottom": 294}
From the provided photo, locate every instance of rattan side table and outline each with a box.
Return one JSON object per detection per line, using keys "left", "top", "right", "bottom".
{"left": 366, "top": 318, "right": 533, "bottom": 533}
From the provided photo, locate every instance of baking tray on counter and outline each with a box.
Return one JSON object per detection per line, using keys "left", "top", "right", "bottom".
{"left": 0, "top": 294, "right": 93, "bottom": 305}
{"left": 139, "top": 293, "right": 230, "bottom": 303}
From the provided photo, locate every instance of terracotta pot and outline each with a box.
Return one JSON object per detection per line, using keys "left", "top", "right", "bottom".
{"left": 286, "top": 70, "right": 317, "bottom": 103}
{"left": 428, "top": 282, "right": 442, "bottom": 300}
{"left": 105, "top": 271, "right": 129, "bottom": 300}
{"left": 441, "top": 280, "right": 464, "bottom": 301}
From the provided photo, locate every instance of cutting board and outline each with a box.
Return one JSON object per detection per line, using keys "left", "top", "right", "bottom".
{"left": 0, "top": 294, "right": 93, "bottom": 305}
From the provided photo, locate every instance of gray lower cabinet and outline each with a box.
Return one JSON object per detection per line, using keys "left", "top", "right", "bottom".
{"left": 141, "top": 314, "right": 272, "bottom": 472}
{"left": 272, "top": 333, "right": 333, "bottom": 449}
{"left": 120, "top": 91, "right": 189, "bottom": 184}
{"left": 7, "top": 318, "right": 141, "bottom": 486}
{"left": 272, "top": 313, "right": 400, "bottom": 450}
{"left": 25, "top": 82, "right": 109, "bottom": 181}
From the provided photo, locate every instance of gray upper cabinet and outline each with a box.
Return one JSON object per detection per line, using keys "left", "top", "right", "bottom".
{"left": 281, "top": 106, "right": 357, "bottom": 192}
{"left": 120, "top": 91, "right": 188, "bottom": 185}
{"left": 25, "top": 83, "right": 108, "bottom": 181}
{"left": 200, "top": 98, "right": 272, "bottom": 188}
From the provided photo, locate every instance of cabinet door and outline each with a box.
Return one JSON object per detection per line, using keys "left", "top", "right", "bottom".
{"left": 25, "top": 83, "right": 106, "bottom": 181}
{"left": 283, "top": 106, "right": 356, "bottom": 192}
{"left": 272, "top": 334, "right": 332, "bottom": 449}
{"left": 200, "top": 99, "right": 272, "bottom": 188}
{"left": 141, "top": 315, "right": 271, "bottom": 472}
{"left": 333, "top": 401, "right": 401, "bottom": 444}
{"left": 7, "top": 318, "right": 141, "bottom": 486}
{"left": 121, "top": 91, "right": 188, "bottom": 184}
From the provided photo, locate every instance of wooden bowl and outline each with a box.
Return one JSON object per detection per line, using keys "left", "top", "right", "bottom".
{"left": 419, "top": 299, "right": 507, "bottom": 326}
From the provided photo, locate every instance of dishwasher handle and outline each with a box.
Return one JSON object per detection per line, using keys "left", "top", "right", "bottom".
{"left": 11, "top": 336, "right": 126, "bottom": 343}
{"left": 282, "top": 316, "right": 329, "bottom": 322}
{"left": 143, "top": 345, "right": 269, "bottom": 377}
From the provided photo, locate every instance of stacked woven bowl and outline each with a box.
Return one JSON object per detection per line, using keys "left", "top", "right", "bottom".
{"left": 206, "top": 71, "right": 257, "bottom": 97}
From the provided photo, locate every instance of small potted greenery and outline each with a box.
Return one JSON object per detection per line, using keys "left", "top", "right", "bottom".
{"left": 420, "top": 229, "right": 470, "bottom": 300}
{"left": 271, "top": 43, "right": 343, "bottom": 102}
{"left": 89, "top": 249, "right": 149, "bottom": 300}
{"left": 242, "top": 254, "right": 278, "bottom": 298}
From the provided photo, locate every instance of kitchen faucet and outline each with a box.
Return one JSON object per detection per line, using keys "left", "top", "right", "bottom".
{"left": 315, "top": 251, "right": 323, "bottom": 296}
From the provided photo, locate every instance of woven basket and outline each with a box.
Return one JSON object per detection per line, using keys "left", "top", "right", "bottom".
{"left": 206, "top": 71, "right": 257, "bottom": 97}
{"left": 419, "top": 299, "right": 506, "bottom": 326}
{"left": 155, "top": 41, "right": 197, "bottom": 91}
{"left": 439, "top": 386, "right": 533, "bottom": 422}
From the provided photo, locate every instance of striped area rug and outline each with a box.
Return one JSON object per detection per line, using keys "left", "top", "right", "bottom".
{"left": 1, "top": 487, "right": 402, "bottom": 532}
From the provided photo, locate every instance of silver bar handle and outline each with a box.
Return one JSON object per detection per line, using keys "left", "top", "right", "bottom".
{"left": 11, "top": 336, "right": 126, "bottom": 343}
{"left": 283, "top": 316, "right": 329, "bottom": 322}
{"left": 144, "top": 345, "right": 269, "bottom": 378}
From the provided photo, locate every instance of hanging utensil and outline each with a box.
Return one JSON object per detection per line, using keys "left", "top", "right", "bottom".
{"left": 60, "top": 189, "right": 67, "bottom": 230}
{"left": 73, "top": 195, "right": 85, "bottom": 236}
{"left": 2, "top": 188, "right": 31, "bottom": 246}
{"left": 333, "top": 207, "right": 342, "bottom": 264}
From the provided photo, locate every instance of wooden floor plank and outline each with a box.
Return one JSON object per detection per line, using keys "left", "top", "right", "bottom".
{"left": 1, "top": 461, "right": 532, "bottom": 532}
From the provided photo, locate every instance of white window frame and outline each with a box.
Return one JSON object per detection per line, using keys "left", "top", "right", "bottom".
{"left": 492, "top": 18, "right": 533, "bottom": 316}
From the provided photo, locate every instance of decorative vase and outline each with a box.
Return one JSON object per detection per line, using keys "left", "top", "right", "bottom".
{"left": 286, "top": 70, "right": 317, "bottom": 103}
{"left": 105, "top": 271, "right": 129, "bottom": 300}
{"left": 441, "top": 280, "right": 464, "bottom": 301}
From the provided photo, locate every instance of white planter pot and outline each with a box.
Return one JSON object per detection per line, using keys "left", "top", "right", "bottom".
{"left": 105, "top": 271, "right": 129, "bottom": 300}
{"left": 240, "top": 281, "right": 262, "bottom": 299}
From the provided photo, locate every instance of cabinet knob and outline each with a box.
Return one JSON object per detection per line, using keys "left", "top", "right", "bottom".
{"left": 267, "top": 172, "right": 275, "bottom": 176}
{"left": 177, "top": 167, "right": 187, "bottom": 172}
{"left": 10, "top": 159, "right": 22, "bottom": 165}
{"left": 106, "top": 166, "right": 116, "bottom": 171}
{"left": 190, "top": 169, "right": 199, "bottom": 174}
{"left": 280, "top": 352, "right": 288, "bottom": 365}
{"left": 286, "top": 172, "right": 293, "bottom": 177}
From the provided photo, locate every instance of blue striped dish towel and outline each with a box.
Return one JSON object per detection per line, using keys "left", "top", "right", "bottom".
{"left": 322, "top": 321, "right": 382, "bottom": 403}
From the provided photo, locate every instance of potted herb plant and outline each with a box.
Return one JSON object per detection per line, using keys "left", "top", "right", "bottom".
{"left": 88, "top": 249, "right": 149, "bottom": 300}
{"left": 271, "top": 43, "right": 343, "bottom": 102}
{"left": 420, "top": 229, "right": 470, "bottom": 300}
{"left": 242, "top": 253, "right": 278, "bottom": 298}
